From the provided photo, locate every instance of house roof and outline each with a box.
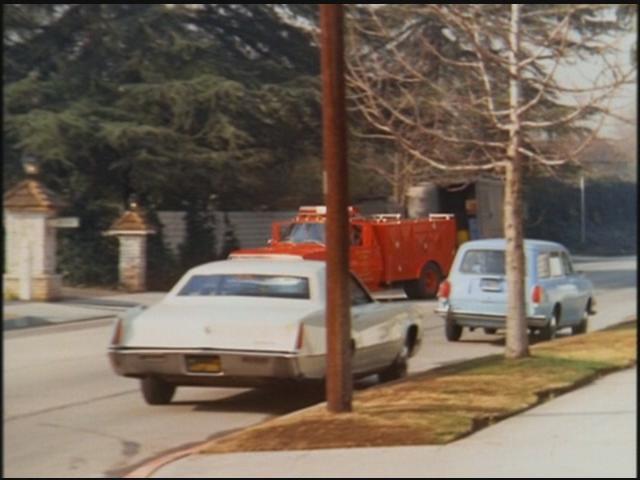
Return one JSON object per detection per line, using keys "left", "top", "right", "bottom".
{"left": 3, "top": 179, "right": 68, "bottom": 212}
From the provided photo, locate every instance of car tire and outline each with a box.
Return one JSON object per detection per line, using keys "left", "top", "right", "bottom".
{"left": 404, "top": 262, "right": 442, "bottom": 300}
{"left": 539, "top": 308, "right": 559, "bottom": 341}
{"left": 572, "top": 307, "right": 589, "bottom": 335}
{"left": 483, "top": 328, "right": 497, "bottom": 335}
{"left": 141, "top": 377, "right": 176, "bottom": 405}
{"left": 445, "top": 316, "right": 463, "bottom": 341}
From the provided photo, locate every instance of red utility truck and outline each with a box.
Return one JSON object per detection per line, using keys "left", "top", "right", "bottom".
{"left": 230, "top": 206, "right": 458, "bottom": 299}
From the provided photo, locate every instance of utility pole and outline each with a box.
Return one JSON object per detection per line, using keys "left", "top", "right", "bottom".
{"left": 319, "top": 4, "right": 352, "bottom": 413}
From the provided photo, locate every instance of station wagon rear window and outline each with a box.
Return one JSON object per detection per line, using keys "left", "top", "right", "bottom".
{"left": 178, "top": 274, "right": 310, "bottom": 299}
{"left": 460, "top": 250, "right": 505, "bottom": 275}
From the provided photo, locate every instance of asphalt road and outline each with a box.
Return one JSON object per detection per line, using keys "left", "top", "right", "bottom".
{"left": 2, "top": 255, "right": 636, "bottom": 478}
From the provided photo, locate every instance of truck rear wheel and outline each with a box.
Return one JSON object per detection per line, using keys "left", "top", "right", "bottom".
{"left": 404, "top": 262, "right": 442, "bottom": 299}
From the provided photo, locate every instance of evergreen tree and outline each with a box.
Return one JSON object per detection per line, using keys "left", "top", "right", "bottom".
{"left": 3, "top": 4, "right": 322, "bottom": 211}
{"left": 3, "top": 4, "right": 324, "bottom": 286}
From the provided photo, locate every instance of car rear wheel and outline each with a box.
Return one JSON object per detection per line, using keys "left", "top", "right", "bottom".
{"left": 539, "top": 308, "right": 559, "bottom": 341}
{"left": 379, "top": 348, "right": 409, "bottom": 383}
{"left": 141, "top": 376, "right": 176, "bottom": 405}
{"left": 483, "top": 328, "right": 497, "bottom": 335}
{"left": 445, "top": 316, "right": 463, "bottom": 341}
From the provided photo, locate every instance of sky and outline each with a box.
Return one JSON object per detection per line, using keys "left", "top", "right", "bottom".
{"left": 557, "top": 23, "right": 637, "bottom": 140}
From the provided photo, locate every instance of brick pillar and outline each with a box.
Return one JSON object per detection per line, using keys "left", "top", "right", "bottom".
{"left": 3, "top": 179, "right": 67, "bottom": 301}
{"left": 117, "top": 234, "right": 148, "bottom": 292}
{"left": 105, "top": 207, "right": 156, "bottom": 293}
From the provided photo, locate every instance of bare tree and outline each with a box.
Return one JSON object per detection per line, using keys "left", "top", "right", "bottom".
{"left": 346, "top": 4, "right": 636, "bottom": 358}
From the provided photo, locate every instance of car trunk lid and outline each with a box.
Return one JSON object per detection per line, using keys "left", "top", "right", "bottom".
{"left": 123, "top": 298, "right": 320, "bottom": 352}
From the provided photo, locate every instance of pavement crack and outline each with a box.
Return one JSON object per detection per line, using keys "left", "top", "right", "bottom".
{"left": 4, "top": 389, "right": 138, "bottom": 423}
{"left": 40, "top": 421, "right": 141, "bottom": 458}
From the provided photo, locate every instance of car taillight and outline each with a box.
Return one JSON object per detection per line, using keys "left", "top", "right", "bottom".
{"left": 295, "top": 324, "right": 305, "bottom": 350}
{"left": 438, "top": 280, "right": 451, "bottom": 299}
{"left": 111, "top": 318, "right": 123, "bottom": 345}
{"left": 532, "top": 285, "right": 544, "bottom": 304}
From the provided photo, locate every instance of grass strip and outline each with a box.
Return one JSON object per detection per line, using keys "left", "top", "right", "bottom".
{"left": 199, "top": 321, "right": 636, "bottom": 454}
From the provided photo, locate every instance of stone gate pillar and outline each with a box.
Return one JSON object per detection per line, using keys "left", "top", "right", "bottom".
{"left": 105, "top": 206, "right": 156, "bottom": 292}
{"left": 3, "top": 179, "right": 68, "bottom": 301}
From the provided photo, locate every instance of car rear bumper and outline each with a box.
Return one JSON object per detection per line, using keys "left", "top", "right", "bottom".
{"left": 108, "top": 347, "right": 325, "bottom": 387}
{"left": 436, "top": 308, "right": 548, "bottom": 329}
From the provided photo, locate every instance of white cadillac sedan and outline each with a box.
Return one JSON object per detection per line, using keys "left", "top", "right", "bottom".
{"left": 108, "top": 258, "right": 426, "bottom": 405}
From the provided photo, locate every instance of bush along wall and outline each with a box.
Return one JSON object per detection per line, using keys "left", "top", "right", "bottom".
{"left": 144, "top": 209, "right": 183, "bottom": 291}
{"left": 178, "top": 203, "right": 218, "bottom": 271}
{"left": 525, "top": 178, "right": 637, "bottom": 255}
{"left": 56, "top": 203, "right": 120, "bottom": 287}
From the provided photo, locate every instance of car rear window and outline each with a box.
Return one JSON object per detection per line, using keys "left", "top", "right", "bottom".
{"left": 178, "top": 274, "right": 310, "bottom": 300}
{"left": 459, "top": 249, "right": 505, "bottom": 275}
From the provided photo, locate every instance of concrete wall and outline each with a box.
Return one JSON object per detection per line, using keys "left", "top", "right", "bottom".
{"left": 157, "top": 211, "right": 187, "bottom": 255}
{"left": 213, "top": 211, "right": 297, "bottom": 254}
{"left": 157, "top": 210, "right": 297, "bottom": 257}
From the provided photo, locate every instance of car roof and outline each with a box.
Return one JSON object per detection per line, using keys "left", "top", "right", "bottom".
{"left": 458, "top": 238, "right": 566, "bottom": 251}
{"left": 187, "top": 258, "right": 326, "bottom": 277}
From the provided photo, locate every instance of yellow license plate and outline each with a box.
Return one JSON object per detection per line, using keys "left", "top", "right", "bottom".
{"left": 186, "top": 355, "right": 221, "bottom": 373}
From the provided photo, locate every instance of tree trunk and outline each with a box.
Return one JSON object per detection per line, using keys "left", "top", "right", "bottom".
{"left": 503, "top": 160, "right": 529, "bottom": 358}
{"left": 504, "top": 3, "right": 529, "bottom": 359}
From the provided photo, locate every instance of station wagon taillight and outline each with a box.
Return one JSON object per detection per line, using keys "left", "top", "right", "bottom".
{"left": 532, "top": 285, "right": 544, "bottom": 305}
{"left": 438, "top": 280, "right": 451, "bottom": 299}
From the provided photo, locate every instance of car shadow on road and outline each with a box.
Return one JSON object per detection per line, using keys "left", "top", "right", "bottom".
{"left": 172, "top": 377, "right": 379, "bottom": 415}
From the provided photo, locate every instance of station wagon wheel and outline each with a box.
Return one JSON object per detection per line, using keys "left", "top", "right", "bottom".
{"left": 540, "top": 308, "right": 559, "bottom": 341}
{"left": 445, "top": 316, "right": 463, "bottom": 342}
{"left": 572, "top": 304, "right": 589, "bottom": 335}
{"left": 141, "top": 376, "right": 176, "bottom": 405}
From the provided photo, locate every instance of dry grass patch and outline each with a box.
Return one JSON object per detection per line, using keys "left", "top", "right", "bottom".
{"left": 532, "top": 321, "right": 637, "bottom": 367}
{"left": 199, "top": 320, "right": 636, "bottom": 455}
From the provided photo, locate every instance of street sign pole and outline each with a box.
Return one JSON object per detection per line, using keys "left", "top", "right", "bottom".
{"left": 320, "top": 4, "right": 352, "bottom": 413}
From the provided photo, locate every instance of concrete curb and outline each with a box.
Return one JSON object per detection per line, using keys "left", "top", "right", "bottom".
{"left": 124, "top": 445, "right": 204, "bottom": 478}
{"left": 3, "top": 315, "right": 115, "bottom": 331}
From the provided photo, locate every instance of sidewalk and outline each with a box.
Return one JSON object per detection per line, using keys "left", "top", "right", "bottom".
{"left": 145, "top": 366, "right": 637, "bottom": 478}
{"left": 2, "top": 288, "right": 402, "bottom": 331}
{"left": 2, "top": 287, "right": 166, "bottom": 331}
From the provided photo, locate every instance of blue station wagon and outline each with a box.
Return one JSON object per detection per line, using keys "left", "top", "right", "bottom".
{"left": 435, "top": 239, "right": 596, "bottom": 341}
